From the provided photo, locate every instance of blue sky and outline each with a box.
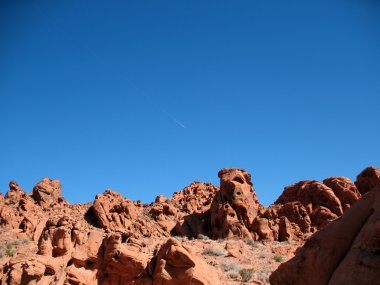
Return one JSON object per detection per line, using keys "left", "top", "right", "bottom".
{"left": 1, "top": 0, "right": 379, "bottom": 206}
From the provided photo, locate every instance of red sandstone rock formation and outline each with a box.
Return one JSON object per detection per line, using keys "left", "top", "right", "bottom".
{"left": 93, "top": 189, "right": 141, "bottom": 231}
{"left": 1, "top": 166, "right": 379, "bottom": 284}
{"left": 252, "top": 175, "right": 363, "bottom": 241}
{"left": 270, "top": 182, "right": 380, "bottom": 285}
{"left": 355, "top": 166, "right": 380, "bottom": 195}
{"left": 153, "top": 238, "right": 217, "bottom": 285}
{"left": 32, "top": 178, "right": 64, "bottom": 207}
{"left": 171, "top": 182, "right": 218, "bottom": 238}
{"left": 210, "top": 168, "right": 264, "bottom": 239}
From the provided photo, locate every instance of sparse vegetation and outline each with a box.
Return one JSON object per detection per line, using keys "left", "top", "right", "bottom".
{"left": 197, "top": 234, "right": 210, "bottom": 240}
{"left": 220, "top": 260, "right": 242, "bottom": 272}
{"left": 274, "top": 254, "right": 283, "bottom": 262}
{"left": 257, "top": 270, "right": 270, "bottom": 283}
{"left": 202, "top": 247, "right": 228, "bottom": 256}
{"left": 228, "top": 271, "right": 240, "bottom": 279}
{"left": 259, "top": 253, "right": 267, "bottom": 259}
{"left": 243, "top": 237, "right": 257, "bottom": 248}
{"left": 173, "top": 236, "right": 188, "bottom": 241}
{"left": 239, "top": 268, "right": 254, "bottom": 282}
{"left": 22, "top": 239, "right": 29, "bottom": 245}
{"left": 6, "top": 243, "right": 14, "bottom": 257}
{"left": 0, "top": 251, "right": 3, "bottom": 259}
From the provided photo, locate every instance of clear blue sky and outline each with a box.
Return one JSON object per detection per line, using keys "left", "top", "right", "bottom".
{"left": 1, "top": 0, "right": 379, "bottom": 206}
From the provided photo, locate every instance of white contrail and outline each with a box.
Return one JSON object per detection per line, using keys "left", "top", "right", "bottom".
{"left": 124, "top": 78, "right": 187, "bottom": 129}
{"left": 163, "top": 110, "right": 187, "bottom": 129}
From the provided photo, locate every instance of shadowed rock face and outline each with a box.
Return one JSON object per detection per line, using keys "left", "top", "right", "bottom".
{"left": 210, "top": 168, "right": 264, "bottom": 239}
{"left": 269, "top": 182, "right": 380, "bottom": 285}
{"left": 355, "top": 166, "right": 380, "bottom": 195}
{"left": 170, "top": 182, "right": 218, "bottom": 238}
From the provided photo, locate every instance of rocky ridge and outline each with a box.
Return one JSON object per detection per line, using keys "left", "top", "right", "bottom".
{"left": 0, "top": 166, "right": 378, "bottom": 284}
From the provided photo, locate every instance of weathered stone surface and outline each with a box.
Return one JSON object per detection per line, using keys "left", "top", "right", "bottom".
{"left": 32, "top": 178, "right": 62, "bottom": 206}
{"left": 355, "top": 166, "right": 380, "bottom": 195}
{"left": 323, "top": 177, "right": 361, "bottom": 211}
{"left": 169, "top": 182, "right": 218, "bottom": 238}
{"left": 93, "top": 189, "right": 140, "bottom": 231}
{"left": 1, "top": 166, "right": 379, "bottom": 284}
{"left": 270, "top": 183, "right": 380, "bottom": 285}
{"left": 210, "top": 168, "right": 264, "bottom": 239}
{"left": 153, "top": 238, "right": 218, "bottom": 285}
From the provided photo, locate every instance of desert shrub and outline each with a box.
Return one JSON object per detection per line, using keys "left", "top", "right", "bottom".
{"left": 12, "top": 240, "right": 21, "bottom": 246}
{"left": 6, "top": 243, "right": 14, "bottom": 257}
{"left": 0, "top": 251, "right": 3, "bottom": 259}
{"left": 259, "top": 253, "right": 267, "bottom": 259}
{"left": 239, "top": 268, "right": 254, "bottom": 282}
{"left": 257, "top": 270, "right": 270, "bottom": 283}
{"left": 274, "top": 254, "right": 283, "bottom": 262}
{"left": 228, "top": 270, "right": 240, "bottom": 279}
{"left": 220, "top": 260, "right": 242, "bottom": 272}
{"left": 243, "top": 237, "right": 257, "bottom": 248}
{"left": 202, "top": 247, "right": 227, "bottom": 256}
{"left": 22, "top": 239, "right": 29, "bottom": 245}
{"left": 197, "top": 234, "right": 210, "bottom": 240}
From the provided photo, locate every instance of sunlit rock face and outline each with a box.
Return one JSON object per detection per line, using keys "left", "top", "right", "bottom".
{"left": 355, "top": 166, "right": 380, "bottom": 195}
{"left": 270, "top": 182, "right": 380, "bottom": 285}
{"left": 210, "top": 168, "right": 264, "bottom": 239}
{"left": 1, "top": 166, "right": 379, "bottom": 284}
{"left": 32, "top": 178, "right": 63, "bottom": 207}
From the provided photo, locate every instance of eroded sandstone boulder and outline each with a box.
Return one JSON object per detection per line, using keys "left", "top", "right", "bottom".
{"left": 323, "top": 177, "right": 361, "bottom": 211}
{"left": 270, "top": 183, "right": 380, "bottom": 285}
{"left": 32, "top": 178, "right": 63, "bottom": 207}
{"left": 355, "top": 166, "right": 380, "bottom": 195}
{"left": 210, "top": 168, "right": 264, "bottom": 239}
{"left": 170, "top": 182, "right": 218, "bottom": 238}
{"left": 102, "top": 233, "right": 149, "bottom": 284}
{"left": 153, "top": 238, "right": 218, "bottom": 285}
{"left": 93, "top": 189, "right": 140, "bottom": 231}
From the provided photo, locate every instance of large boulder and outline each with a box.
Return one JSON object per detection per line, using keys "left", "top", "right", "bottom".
{"left": 153, "top": 238, "right": 218, "bottom": 285}
{"left": 210, "top": 168, "right": 264, "bottom": 239}
{"left": 92, "top": 190, "right": 140, "bottom": 231}
{"left": 323, "top": 177, "right": 361, "bottom": 211}
{"left": 32, "top": 178, "right": 62, "bottom": 206}
{"left": 270, "top": 182, "right": 380, "bottom": 285}
{"left": 171, "top": 182, "right": 218, "bottom": 238}
{"left": 355, "top": 166, "right": 380, "bottom": 195}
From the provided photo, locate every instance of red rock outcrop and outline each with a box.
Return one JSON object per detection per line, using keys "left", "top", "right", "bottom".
{"left": 252, "top": 176, "right": 363, "bottom": 241}
{"left": 93, "top": 189, "right": 140, "bottom": 231}
{"left": 210, "top": 168, "right": 264, "bottom": 239}
{"left": 355, "top": 166, "right": 380, "bottom": 195}
{"left": 32, "top": 178, "right": 64, "bottom": 207}
{"left": 153, "top": 238, "right": 218, "bottom": 285}
{"left": 169, "top": 182, "right": 218, "bottom": 214}
{"left": 323, "top": 177, "right": 361, "bottom": 211}
{"left": 171, "top": 182, "right": 218, "bottom": 238}
{"left": 1, "top": 166, "right": 379, "bottom": 284}
{"left": 270, "top": 182, "right": 380, "bottom": 285}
